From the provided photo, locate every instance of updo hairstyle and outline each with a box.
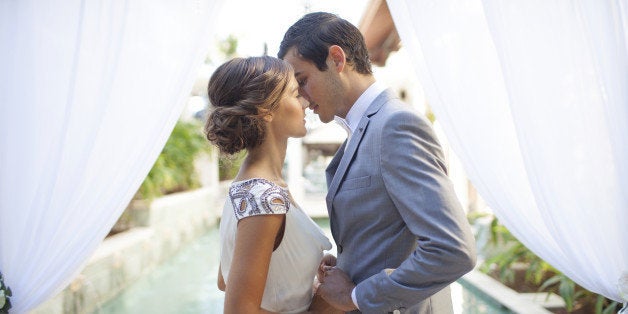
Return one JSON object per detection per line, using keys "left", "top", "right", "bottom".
{"left": 204, "top": 56, "right": 293, "bottom": 155}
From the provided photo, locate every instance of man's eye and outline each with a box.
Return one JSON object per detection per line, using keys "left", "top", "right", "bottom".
{"left": 298, "top": 79, "right": 306, "bottom": 86}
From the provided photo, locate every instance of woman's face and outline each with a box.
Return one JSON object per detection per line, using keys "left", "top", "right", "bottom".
{"left": 268, "top": 75, "right": 309, "bottom": 139}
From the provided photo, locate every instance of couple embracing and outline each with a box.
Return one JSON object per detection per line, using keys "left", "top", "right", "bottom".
{"left": 206, "top": 12, "right": 477, "bottom": 314}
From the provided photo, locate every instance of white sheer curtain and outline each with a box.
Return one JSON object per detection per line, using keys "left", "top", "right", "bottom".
{"left": 0, "top": 1, "right": 225, "bottom": 312}
{"left": 387, "top": 0, "right": 628, "bottom": 303}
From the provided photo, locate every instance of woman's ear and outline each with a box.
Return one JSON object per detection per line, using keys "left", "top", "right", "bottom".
{"left": 328, "top": 45, "right": 346, "bottom": 72}
{"left": 263, "top": 112, "right": 273, "bottom": 122}
{"left": 258, "top": 107, "right": 273, "bottom": 122}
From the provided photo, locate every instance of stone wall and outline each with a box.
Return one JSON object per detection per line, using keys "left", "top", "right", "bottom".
{"left": 30, "top": 186, "right": 222, "bottom": 314}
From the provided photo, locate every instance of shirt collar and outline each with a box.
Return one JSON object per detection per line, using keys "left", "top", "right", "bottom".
{"left": 334, "top": 82, "right": 387, "bottom": 136}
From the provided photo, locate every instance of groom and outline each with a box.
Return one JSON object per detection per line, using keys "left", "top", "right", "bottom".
{"left": 279, "top": 12, "right": 477, "bottom": 313}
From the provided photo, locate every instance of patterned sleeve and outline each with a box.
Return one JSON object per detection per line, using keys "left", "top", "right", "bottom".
{"left": 228, "top": 178, "right": 290, "bottom": 220}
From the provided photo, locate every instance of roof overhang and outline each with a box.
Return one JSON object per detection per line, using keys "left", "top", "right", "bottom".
{"left": 358, "top": 0, "right": 401, "bottom": 66}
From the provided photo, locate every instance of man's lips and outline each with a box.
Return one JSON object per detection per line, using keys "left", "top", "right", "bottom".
{"left": 310, "top": 104, "right": 319, "bottom": 113}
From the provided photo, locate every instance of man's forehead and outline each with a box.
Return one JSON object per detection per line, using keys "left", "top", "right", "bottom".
{"left": 285, "top": 49, "right": 316, "bottom": 75}
{"left": 286, "top": 46, "right": 301, "bottom": 57}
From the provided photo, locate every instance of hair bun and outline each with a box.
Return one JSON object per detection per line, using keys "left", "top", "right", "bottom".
{"left": 203, "top": 56, "right": 292, "bottom": 155}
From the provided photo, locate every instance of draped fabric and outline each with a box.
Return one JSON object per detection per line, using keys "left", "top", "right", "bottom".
{"left": 0, "top": 1, "right": 225, "bottom": 312}
{"left": 387, "top": 0, "right": 628, "bottom": 303}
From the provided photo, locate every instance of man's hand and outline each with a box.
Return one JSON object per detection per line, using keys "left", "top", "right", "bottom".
{"left": 308, "top": 293, "right": 344, "bottom": 314}
{"left": 317, "top": 266, "right": 358, "bottom": 312}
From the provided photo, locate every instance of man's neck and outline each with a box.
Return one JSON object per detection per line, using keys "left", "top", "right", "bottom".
{"left": 347, "top": 75, "right": 376, "bottom": 108}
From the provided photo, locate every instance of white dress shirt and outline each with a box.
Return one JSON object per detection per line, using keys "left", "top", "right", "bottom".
{"left": 334, "top": 82, "right": 387, "bottom": 152}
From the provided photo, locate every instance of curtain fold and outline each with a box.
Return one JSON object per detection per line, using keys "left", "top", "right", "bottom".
{"left": 387, "top": 0, "right": 627, "bottom": 303}
{"left": 0, "top": 1, "right": 225, "bottom": 312}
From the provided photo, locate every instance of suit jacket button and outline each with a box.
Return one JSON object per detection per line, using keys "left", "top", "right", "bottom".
{"left": 337, "top": 244, "right": 343, "bottom": 254}
{"left": 392, "top": 309, "right": 401, "bottom": 314}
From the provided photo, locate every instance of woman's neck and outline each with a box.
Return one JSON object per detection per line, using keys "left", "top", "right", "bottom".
{"left": 237, "top": 138, "right": 287, "bottom": 186}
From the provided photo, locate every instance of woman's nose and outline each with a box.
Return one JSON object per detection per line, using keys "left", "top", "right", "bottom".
{"left": 299, "top": 96, "right": 309, "bottom": 109}
{"left": 299, "top": 88, "right": 312, "bottom": 102}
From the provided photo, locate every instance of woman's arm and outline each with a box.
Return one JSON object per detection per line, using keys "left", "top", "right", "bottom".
{"left": 217, "top": 263, "right": 226, "bottom": 291}
{"left": 224, "top": 214, "right": 285, "bottom": 314}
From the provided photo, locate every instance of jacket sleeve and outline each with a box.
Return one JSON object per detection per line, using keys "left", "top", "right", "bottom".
{"left": 355, "top": 109, "right": 477, "bottom": 313}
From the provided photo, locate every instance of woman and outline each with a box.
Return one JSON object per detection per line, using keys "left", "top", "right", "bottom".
{"left": 205, "top": 56, "right": 336, "bottom": 313}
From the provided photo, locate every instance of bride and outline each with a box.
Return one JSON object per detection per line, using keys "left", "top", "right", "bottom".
{"left": 204, "top": 56, "right": 340, "bottom": 313}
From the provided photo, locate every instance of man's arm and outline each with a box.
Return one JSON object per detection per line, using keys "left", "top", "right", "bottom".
{"left": 355, "top": 110, "right": 477, "bottom": 312}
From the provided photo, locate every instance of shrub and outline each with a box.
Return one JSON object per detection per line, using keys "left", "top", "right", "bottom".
{"left": 137, "top": 119, "right": 211, "bottom": 200}
{"left": 475, "top": 214, "right": 620, "bottom": 314}
{"left": 218, "top": 151, "right": 246, "bottom": 181}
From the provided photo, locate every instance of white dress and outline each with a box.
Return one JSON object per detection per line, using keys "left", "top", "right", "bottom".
{"left": 219, "top": 178, "right": 332, "bottom": 313}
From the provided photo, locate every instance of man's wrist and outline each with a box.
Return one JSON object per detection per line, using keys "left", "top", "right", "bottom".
{"left": 351, "top": 286, "right": 360, "bottom": 310}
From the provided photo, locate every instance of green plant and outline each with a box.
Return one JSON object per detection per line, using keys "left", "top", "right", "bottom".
{"left": 0, "top": 271, "right": 11, "bottom": 313}
{"left": 219, "top": 34, "right": 238, "bottom": 58}
{"left": 137, "top": 120, "right": 211, "bottom": 200}
{"left": 539, "top": 273, "right": 583, "bottom": 312}
{"left": 478, "top": 215, "right": 620, "bottom": 313}
{"left": 218, "top": 150, "right": 246, "bottom": 181}
{"left": 595, "top": 295, "right": 620, "bottom": 314}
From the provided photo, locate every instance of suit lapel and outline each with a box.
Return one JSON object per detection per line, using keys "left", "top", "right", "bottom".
{"left": 326, "top": 117, "right": 370, "bottom": 205}
{"left": 325, "top": 141, "right": 345, "bottom": 211}
{"left": 326, "top": 141, "right": 345, "bottom": 186}
{"left": 325, "top": 89, "right": 394, "bottom": 207}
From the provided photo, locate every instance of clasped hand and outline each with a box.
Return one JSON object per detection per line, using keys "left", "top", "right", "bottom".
{"left": 314, "top": 254, "right": 358, "bottom": 312}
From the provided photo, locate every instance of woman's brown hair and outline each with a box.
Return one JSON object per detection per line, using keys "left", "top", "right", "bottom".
{"left": 204, "top": 56, "right": 293, "bottom": 155}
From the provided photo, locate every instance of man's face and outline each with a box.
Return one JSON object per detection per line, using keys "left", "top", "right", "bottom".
{"left": 282, "top": 47, "right": 343, "bottom": 123}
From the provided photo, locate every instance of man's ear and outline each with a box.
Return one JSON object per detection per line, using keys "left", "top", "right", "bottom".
{"left": 328, "top": 45, "right": 346, "bottom": 72}
{"left": 263, "top": 113, "right": 273, "bottom": 122}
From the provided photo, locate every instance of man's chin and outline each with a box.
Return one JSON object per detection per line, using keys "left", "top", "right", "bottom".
{"left": 319, "top": 116, "right": 334, "bottom": 123}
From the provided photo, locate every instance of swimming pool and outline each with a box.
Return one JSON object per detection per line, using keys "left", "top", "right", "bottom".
{"left": 97, "top": 219, "right": 512, "bottom": 313}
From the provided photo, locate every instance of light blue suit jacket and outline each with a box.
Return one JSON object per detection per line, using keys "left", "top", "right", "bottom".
{"left": 325, "top": 89, "right": 477, "bottom": 314}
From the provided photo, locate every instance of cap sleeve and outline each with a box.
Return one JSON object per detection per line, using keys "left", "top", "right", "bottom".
{"left": 228, "top": 178, "right": 290, "bottom": 220}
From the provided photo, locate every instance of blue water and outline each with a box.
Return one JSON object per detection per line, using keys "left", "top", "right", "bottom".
{"left": 97, "top": 219, "right": 512, "bottom": 314}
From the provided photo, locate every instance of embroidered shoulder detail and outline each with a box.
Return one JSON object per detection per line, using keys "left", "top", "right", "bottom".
{"left": 228, "top": 178, "right": 290, "bottom": 220}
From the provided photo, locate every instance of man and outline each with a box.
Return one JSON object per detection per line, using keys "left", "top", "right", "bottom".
{"left": 279, "top": 12, "right": 477, "bottom": 314}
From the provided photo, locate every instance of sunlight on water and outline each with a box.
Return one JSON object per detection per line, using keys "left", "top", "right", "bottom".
{"left": 96, "top": 227, "right": 224, "bottom": 313}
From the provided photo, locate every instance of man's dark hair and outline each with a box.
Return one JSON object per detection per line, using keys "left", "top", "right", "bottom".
{"left": 278, "top": 12, "right": 372, "bottom": 75}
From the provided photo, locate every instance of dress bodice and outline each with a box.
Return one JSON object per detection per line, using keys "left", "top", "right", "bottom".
{"left": 219, "top": 178, "right": 332, "bottom": 313}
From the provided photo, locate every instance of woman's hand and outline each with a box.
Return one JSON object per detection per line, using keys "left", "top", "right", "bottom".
{"left": 317, "top": 253, "right": 337, "bottom": 283}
